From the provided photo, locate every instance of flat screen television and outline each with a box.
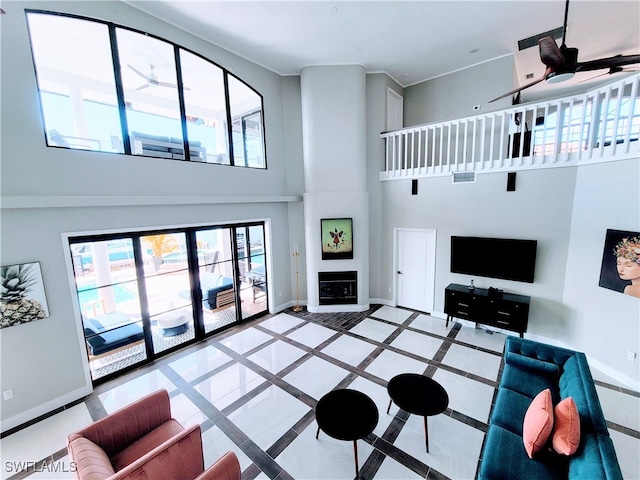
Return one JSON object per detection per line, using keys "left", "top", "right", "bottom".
{"left": 450, "top": 236, "right": 537, "bottom": 283}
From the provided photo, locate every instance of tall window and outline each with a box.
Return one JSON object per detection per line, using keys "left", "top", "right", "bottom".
{"left": 26, "top": 11, "right": 266, "bottom": 168}
{"left": 70, "top": 223, "right": 267, "bottom": 383}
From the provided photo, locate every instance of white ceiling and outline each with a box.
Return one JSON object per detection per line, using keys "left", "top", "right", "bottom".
{"left": 126, "top": 0, "right": 640, "bottom": 101}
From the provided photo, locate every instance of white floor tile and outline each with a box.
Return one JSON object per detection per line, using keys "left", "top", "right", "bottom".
{"left": 170, "top": 393, "right": 209, "bottom": 427}
{"left": 283, "top": 356, "right": 350, "bottom": 400}
{"left": 257, "top": 313, "right": 304, "bottom": 334}
{"left": 248, "top": 340, "right": 306, "bottom": 374}
{"left": 347, "top": 376, "right": 395, "bottom": 439}
{"left": 168, "top": 345, "right": 232, "bottom": 382}
{"left": 276, "top": 422, "right": 375, "bottom": 480}
{"left": 442, "top": 343, "right": 502, "bottom": 381}
{"left": 370, "top": 306, "right": 413, "bottom": 324}
{"left": 409, "top": 314, "right": 451, "bottom": 337}
{"left": 393, "top": 413, "right": 484, "bottom": 479}
{"left": 609, "top": 428, "right": 640, "bottom": 480}
{"left": 350, "top": 318, "right": 398, "bottom": 343}
{"left": 201, "top": 425, "right": 253, "bottom": 472}
{"left": 454, "top": 324, "right": 506, "bottom": 352}
{"left": 432, "top": 368, "right": 495, "bottom": 423}
{"left": 0, "top": 405, "right": 92, "bottom": 480}
{"left": 364, "top": 349, "right": 427, "bottom": 382}
{"left": 228, "top": 385, "right": 311, "bottom": 451}
{"left": 99, "top": 370, "right": 176, "bottom": 413}
{"left": 195, "top": 363, "right": 266, "bottom": 410}
{"left": 389, "top": 330, "right": 443, "bottom": 360}
{"left": 219, "top": 328, "right": 273, "bottom": 354}
{"left": 27, "top": 454, "right": 75, "bottom": 479}
{"left": 286, "top": 322, "right": 336, "bottom": 348}
{"left": 596, "top": 385, "right": 640, "bottom": 431}
{"left": 374, "top": 455, "right": 425, "bottom": 479}
{"left": 320, "top": 335, "right": 377, "bottom": 367}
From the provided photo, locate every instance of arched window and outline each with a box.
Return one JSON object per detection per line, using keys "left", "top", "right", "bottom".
{"left": 26, "top": 11, "right": 266, "bottom": 168}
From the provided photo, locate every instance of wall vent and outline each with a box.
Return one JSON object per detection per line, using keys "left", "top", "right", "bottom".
{"left": 452, "top": 172, "right": 476, "bottom": 184}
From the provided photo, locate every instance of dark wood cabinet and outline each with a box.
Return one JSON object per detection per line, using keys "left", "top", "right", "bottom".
{"left": 444, "top": 283, "right": 530, "bottom": 337}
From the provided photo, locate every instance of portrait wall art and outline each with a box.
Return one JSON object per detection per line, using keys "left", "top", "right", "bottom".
{"left": 321, "top": 218, "right": 353, "bottom": 260}
{"left": 1, "top": 262, "right": 50, "bottom": 328}
{"left": 598, "top": 229, "right": 640, "bottom": 298}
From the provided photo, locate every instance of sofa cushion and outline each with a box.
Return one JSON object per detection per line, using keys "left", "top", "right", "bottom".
{"left": 110, "top": 419, "right": 184, "bottom": 472}
{"left": 568, "top": 433, "right": 623, "bottom": 480}
{"left": 523, "top": 388, "right": 554, "bottom": 458}
{"left": 505, "top": 352, "right": 560, "bottom": 377}
{"left": 479, "top": 424, "right": 567, "bottom": 480}
{"left": 500, "top": 362, "right": 560, "bottom": 404}
{"left": 67, "top": 435, "right": 115, "bottom": 480}
{"left": 552, "top": 397, "right": 580, "bottom": 455}
{"left": 490, "top": 387, "right": 534, "bottom": 436}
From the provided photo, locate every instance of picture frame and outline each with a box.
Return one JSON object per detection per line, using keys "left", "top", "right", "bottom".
{"left": 598, "top": 229, "right": 640, "bottom": 298}
{"left": 0, "top": 262, "right": 50, "bottom": 328}
{"left": 321, "top": 218, "right": 353, "bottom": 260}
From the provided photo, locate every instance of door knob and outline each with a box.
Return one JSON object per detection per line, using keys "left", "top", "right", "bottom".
{"left": 397, "top": 271, "right": 402, "bottom": 274}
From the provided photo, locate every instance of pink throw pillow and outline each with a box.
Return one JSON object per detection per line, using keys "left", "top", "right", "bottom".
{"left": 523, "top": 388, "right": 554, "bottom": 458}
{"left": 552, "top": 397, "right": 581, "bottom": 455}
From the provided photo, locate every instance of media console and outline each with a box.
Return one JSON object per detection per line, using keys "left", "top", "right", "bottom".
{"left": 444, "top": 283, "right": 530, "bottom": 337}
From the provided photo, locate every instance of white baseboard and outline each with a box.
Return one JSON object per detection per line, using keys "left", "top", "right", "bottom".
{"left": 1, "top": 385, "right": 92, "bottom": 434}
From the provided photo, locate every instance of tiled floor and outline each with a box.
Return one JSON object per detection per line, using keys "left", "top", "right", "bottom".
{"left": 2, "top": 306, "right": 639, "bottom": 479}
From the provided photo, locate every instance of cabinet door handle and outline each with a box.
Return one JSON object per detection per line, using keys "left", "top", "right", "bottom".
{"left": 459, "top": 303, "right": 469, "bottom": 307}
{"left": 498, "top": 311, "right": 511, "bottom": 316}
{"left": 497, "top": 320, "right": 510, "bottom": 325}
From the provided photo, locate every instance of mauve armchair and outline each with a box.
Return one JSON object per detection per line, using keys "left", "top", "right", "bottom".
{"left": 67, "top": 389, "right": 241, "bottom": 480}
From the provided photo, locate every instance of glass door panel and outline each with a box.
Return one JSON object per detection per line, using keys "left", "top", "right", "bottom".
{"left": 141, "top": 233, "right": 195, "bottom": 354}
{"left": 237, "top": 225, "right": 267, "bottom": 320}
{"left": 71, "top": 239, "right": 146, "bottom": 381}
{"left": 196, "top": 228, "right": 238, "bottom": 333}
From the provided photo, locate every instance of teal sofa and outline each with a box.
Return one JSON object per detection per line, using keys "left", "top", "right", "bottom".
{"left": 478, "top": 337, "right": 623, "bottom": 480}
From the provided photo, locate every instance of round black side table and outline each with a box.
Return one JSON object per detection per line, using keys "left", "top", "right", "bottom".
{"left": 315, "top": 389, "right": 379, "bottom": 478}
{"left": 386, "top": 373, "right": 449, "bottom": 453}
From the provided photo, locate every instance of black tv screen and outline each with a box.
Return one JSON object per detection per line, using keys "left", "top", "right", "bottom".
{"left": 450, "top": 236, "right": 537, "bottom": 283}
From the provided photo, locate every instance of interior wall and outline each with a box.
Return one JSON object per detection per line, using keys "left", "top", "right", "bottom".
{"left": 0, "top": 1, "right": 298, "bottom": 431}
{"left": 403, "top": 55, "right": 515, "bottom": 126}
{"left": 380, "top": 167, "right": 577, "bottom": 340}
{"left": 562, "top": 158, "right": 640, "bottom": 387}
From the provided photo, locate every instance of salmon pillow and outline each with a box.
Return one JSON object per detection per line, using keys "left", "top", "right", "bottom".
{"left": 552, "top": 397, "right": 581, "bottom": 455}
{"left": 523, "top": 388, "right": 554, "bottom": 458}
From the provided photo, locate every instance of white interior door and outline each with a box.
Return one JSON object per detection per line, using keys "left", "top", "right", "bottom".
{"left": 396, "top": 229, "right": 436, "bottom": 313}
{"left": 387, "top": 88, "right": 403, "bottom": 131}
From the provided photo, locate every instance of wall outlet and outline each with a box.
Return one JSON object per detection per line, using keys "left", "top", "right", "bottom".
{"left": 627, "top": 351, "right": 637, "bottom": 362}
{"left": 3, "top": 390, "right": 13, "bottom": 400}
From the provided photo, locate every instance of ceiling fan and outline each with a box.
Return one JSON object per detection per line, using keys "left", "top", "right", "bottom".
{"left": 490, "top": 0, "right": 640, "bottom": 102}
{"left": 127, "top": 64, "right": 188, "bottom": 91}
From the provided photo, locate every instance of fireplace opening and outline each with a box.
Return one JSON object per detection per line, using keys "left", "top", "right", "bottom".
{"left": 318, "top": 271, "right": 357, "bottom": 305}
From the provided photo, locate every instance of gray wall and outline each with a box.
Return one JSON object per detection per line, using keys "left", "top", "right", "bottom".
{"left": 404, "top": 55, "right": 514, "bottom": 125}
{"left": 0, "top": 1, "right": 300, "bottom": 430}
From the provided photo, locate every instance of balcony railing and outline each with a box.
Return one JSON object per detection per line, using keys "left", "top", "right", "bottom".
{"left": 380, "top": 73, "right": 640, "bottom": 180}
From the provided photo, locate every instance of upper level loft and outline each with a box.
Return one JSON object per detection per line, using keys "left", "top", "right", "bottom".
{"left": 380, "top": 73, "right": 640, "bottom": 181}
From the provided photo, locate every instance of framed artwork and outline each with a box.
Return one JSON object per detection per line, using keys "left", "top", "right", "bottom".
{"left": 321, "top": 218, "right": 353, "bottom": 260}
{"left": 1, "top": 262, "right": 50, "bottom": 328}
{"left": 598, "top": 229, "right": 640, "bottom": 298}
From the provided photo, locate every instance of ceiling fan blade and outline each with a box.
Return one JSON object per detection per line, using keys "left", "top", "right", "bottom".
{"left": 128, "top": 64, "right": 149, "bottom": 80}
{"left": 157, "top": 81, "right": 178, "bottom": 89}
{"left": 539, "top": 37, "right": 566, "bottom": 71}
{"left": 575, "top": 66, "right": 640, "bottom": 85}
{"left": 488, "top": 68, "right": 551, "bottom": 103}
{"left": 576, "top": 54, "right": 640, "bottom": 72}
{"left": 135, "top": 83, "right": 150, "bottom": 91}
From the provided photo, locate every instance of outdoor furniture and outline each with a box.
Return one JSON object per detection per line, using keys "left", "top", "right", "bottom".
{"left": 315, "top": 389, "right": 378, "bottom": 479}
{"left": 67, "top": 389, "right": 241, "bottom": 480}
{"left": 156, "top": 309, "right": 190, "bottom": 336}
{"left": 245, "top": 265, "right": 266, "bottom": 302}
{"left": 386, "top": 373, "right": 449, "bottom": 453}
{"left": 82, "top": 312, "right": 144, "bottom": 360}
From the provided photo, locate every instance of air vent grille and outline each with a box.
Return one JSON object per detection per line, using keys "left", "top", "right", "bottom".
{"left": 452, "top": 172, "right": 476, "bottom": 184}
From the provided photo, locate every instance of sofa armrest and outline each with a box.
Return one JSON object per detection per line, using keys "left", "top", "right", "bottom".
{"left": 196, "top": 452, "right": 241, "bottom": 480}
{"left": 112, "top": 424, "right": 205, "bottom": 480}
{"left": 73, "top": 390, "right": 172, "bottom": 457}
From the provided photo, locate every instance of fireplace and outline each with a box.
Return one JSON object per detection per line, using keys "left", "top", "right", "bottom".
{"left": 318, "top": 271, "right": 357, "bottom": 305}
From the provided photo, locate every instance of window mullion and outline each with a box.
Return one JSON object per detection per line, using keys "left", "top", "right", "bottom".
{"left": 175, "top": 47, "right": 190, "bottom": 162}
{"left": 108, "top": 24, "right": 131, "bottom": 155}
{"left": 224, "top": 72, "right": 235, "bottom": 166}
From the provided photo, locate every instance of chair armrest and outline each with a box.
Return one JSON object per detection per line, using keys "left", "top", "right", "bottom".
{"left": 73, "top": 390, "right": 172, "bottom": 457}
{"left": 112, "top": 424, "right": 205, "bottom": 480}
{"left": 195, "top": 452, "right": 241, "bottom": 480}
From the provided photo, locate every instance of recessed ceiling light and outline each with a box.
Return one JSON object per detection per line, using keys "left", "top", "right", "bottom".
{"left": 329, "top": 6, "right": 338, "bottom": 14}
